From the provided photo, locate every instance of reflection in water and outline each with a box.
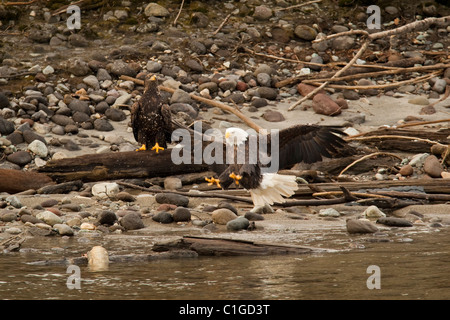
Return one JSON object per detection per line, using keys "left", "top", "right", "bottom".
{"left": 0, "top": 229, "right": 449, "bottom": 300}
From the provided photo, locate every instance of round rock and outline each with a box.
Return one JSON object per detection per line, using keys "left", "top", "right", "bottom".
{"left": 120, "top": 212, "right": 145, "bottom": 230}
{"left": 226, "top": 216, "right": 250, "bottom": 231}
{"left": 155, "top": 193, "right": 189, "bottom": 207}
{"left": 152, "top": 211, "right": 174, "bottom": 224}
{"left": 211, "top": 208, "right": 237, "bottom": 225}
{"left": 172, "top": 207, "right": 191, "bottom": 222}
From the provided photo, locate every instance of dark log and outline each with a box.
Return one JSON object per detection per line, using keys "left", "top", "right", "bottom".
{"left": 38, "top": 149, "right": 226, "bottom": 183}
{"left": 153, "top": 236, "right": 335, "bottom": 256}
{"left": 0, "top": 169, "right": 54, "bottom": 194}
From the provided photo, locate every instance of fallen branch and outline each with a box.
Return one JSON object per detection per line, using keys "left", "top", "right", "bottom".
{"left": 347, "top": 134, "right": 446, "bottom": 148}
{"left": 301, "top": 63, "right": 450, "bottom": 85}
{"left": 3, "top": 0, "right": 37, "bottom": 5}
{"left": 288, "top": 15, "right": 450, "bottom": 111}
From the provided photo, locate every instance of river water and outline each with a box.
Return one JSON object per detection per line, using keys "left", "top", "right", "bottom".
{"left": 0, "top": 227, "right": 449, "bottom": 300}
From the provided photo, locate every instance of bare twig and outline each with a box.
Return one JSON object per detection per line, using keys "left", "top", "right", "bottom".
{"left": 173, "top": 0, "right": 185, "bottom": 26}
{"left": 347, "top": 135, "right": 446, "bottom": 147}
{"left": 338, "top": 152, "right": 402, "bottom": 176}
{"left": 288, "top": 40, "right": 370, "bottom": 111}
{"left": 275, "top": 0, "right": 322, "bottom": 11}
{"left": 3, "top": 0, "right": 37, "bottom": 6}
{"left": 213, "top": 12, "right": 233, "bottom": 36}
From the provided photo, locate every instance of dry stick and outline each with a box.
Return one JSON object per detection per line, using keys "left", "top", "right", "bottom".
{"left": 213, "top": 12, "right": 233, "bottom": 36}
{"left": 338, "top": 152, "right": 403, "bottom": 176}
{"left": 119, "top": 75, "right": 263, "bottom": 133}
{"left": 301, "top": 63, "right": 450, "bottom": 84}
{"left": 396, "top": 118, "right": 450, "bottom": 129}
{"left": 173, "top": 0, "right": 185, "bottom": 26}
{"left": 288, "top": 40, "right": 370, "bottom": 111}
{"left": 308, "top": 72, "right": 439, "bottom": 90}
{"left": 245, "top": 48, "right": 332, "bottom": 69}
{"left": 275, "top": 0, "right": 322, "bottom": 11}
{"left": 312, "top": 191, "right": 391, "bottom": 199}
{"left": 3, "top": 0, "right": 37, "bottom": 5}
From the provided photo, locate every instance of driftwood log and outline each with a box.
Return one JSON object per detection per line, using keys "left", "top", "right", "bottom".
{"left": 152, "top": 236, "right": 335, "bottom": 256}
{"left": 0, "top": 169, "right": 54, "bottom": 193}
{"left": 38, "top": 149, "right": 226, "bottom": 183}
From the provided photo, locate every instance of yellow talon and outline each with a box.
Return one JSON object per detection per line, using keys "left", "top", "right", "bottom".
{"left": 151, "top": 142, "right": 165, "bottom": 153}
{"left": 205, "top": 177, "right": 221, "bottom": 188}
{"left": 136, "top": 144, "right": 146, "bottom": 151}
{"left": 229, "top": 173, "right": 242, "bottom": 185}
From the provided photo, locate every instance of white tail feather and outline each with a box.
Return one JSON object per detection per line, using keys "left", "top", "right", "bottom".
{"left": 249, "top": 173, "right": 298, "bottom": 207}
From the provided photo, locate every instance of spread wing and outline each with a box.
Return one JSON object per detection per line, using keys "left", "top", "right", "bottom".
{"left": 266, "top": 125, "right": 348, "bottom": 170}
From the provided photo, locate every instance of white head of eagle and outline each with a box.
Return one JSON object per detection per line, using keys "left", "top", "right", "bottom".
{"left": 225, "top": 128, "right": 249, "bottom": 146}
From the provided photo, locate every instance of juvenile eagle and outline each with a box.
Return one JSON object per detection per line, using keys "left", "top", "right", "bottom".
{"left": 205, "top": 125, "right": 347, "bottom": 209}
{"left": 131, "top": 74, "right": 172, "bottom": 153}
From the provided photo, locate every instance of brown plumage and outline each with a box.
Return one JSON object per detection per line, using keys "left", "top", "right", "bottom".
{"left": 131, "top": 75, "right": 172, "bottom": 153}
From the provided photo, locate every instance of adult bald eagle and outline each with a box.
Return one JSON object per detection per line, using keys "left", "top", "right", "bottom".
{"left": 131, "top": 74, "right": 172, "bottom": 153}
{"left": 205, "top": 125, "right": 347, "bottom": 209}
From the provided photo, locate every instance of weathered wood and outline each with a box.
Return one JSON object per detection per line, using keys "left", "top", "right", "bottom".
{"left": 38, "top": 149, "right": 226, "bottom": 183}
{"left": 153, "top": 236, "right": 335, "bottom": 256}
{"left": 0, "top": 169, "right": 54, "bottom": 194}
{"left": 294, "top": 178, "right": 450, "bottom": 197}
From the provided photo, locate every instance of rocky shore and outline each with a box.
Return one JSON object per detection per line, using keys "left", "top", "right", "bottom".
{"left": 0, "top": 1, "right": 449, "bottom": 256}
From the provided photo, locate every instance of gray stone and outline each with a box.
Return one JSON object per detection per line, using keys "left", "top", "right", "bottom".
{"left": 152, "top": 211, "right": 173, "bottom": 224}
{"left": 319, "top": 208, "right": 340, "bottom": 217}
{"left": 72, "top": 111, "right": 90, "bottom": 123}
{"left": 105, "top": 108, "right": 126, "bottom": 121}
{"left": 170, "top": 89, "right": 193, "bottom": 104}
{"left": 66, "top": 58, "right": 91, "bottom": 76}
{"left": 28, "top": 140, "right": 48, "bottom": 158}
{"left": 94, "top": 119, "right": 114, "bottom": 131}
{"left": 258, "top": 87, "right": 278, "bottom": 100}
{"left": 115, "top": 192, "right": 136, "bottom": 202}
{"left": 97, "top": 210, "right": 118, "bottom": 225}
{"left": 331, "top": 36, "right": 355, "bottom": 50}
{"left": 20, "top": 214, "right": 44, "bottom": 224}
{"left": 219, "top": 80, "right": 237, "bottom": 92}
{"left": 155, "top": 193, "right": 189, "bottom": 207}
{"left": 244, "top": 211, "right": 264, "bottom": 221}
{"left": 97, "top": 68, "right": 112, "bottom": 81}
{"left": 226, "top": 216, "right": 250, "bottom": 231}
{"left": 0, "top": 93, "right": 10, "bottom": 108}
{"left": 121, "top": 212, "right": 145, "bottom": 230}
{"left": 68, "top": 100, "right": 90, "bottom": 115}
{"left": 169, "top": 103, "right": 197, "bottom": 118}
{"left": 83, "top": 75, "right": 100, "bottom": 89}
{"left": 146, "top": 61, "right": 163, "bottom": 73}
{"left": 256, "top": 73, "right": 272, "bottom": 87}
{"left": 408, "top": 96, "right": 430, "bottom": 105}
{"left": 185, "top": 59, "right": 203, "bottom": 72}
{"left": 363, "top": 205, "right": 386, "bottom": 219}
{"left": 7, "top": 151, "right": 32, "bottom": 166}
{"left": 68, "top": 34, "right": 88, "bottom": 47}
{"left": 0, "top": 211, "right": 17, "bottom": 222}
{"left": 254, "top": 64, "right": 274, "bottom": 76}
{"left": 107, "top": 60, "right": 137, "bottom": 77}
{"left": 0, "top": 117, "right": 14, "bottom": 135}
{"left": 262, "top": 110, "right": 285, "bottom": 122}
{"left": 253, "top": 5, "right": 273, "bottom": 20}
{"left": 53, "top": 223, "right": 74, "bottom": 236}
{"left": 172, "top": 207, "right": 191, "bottom": 222}
{"left": 432, "top": 79, "right": 447, "bottom": 94}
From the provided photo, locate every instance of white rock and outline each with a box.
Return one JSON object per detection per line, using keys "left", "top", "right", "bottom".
{"left": 96, "top": 146, "right": 111, "bottom": 154}
{"left": 53, "top": 223, "right": 74, "bottom": 236}
{"left": 42, "top": 65, "right": 55, "bottom": 75}
{"left": 87, "top": 246, "right": 109, "bottom": 272}
{"left": 319, "top": 208, "right": 341, "bottom": 217}
{"left": 91, "top": 182, "right": 120, "bottom": 199}
{"left": 34, "top": 157, "right": 47, "bottom": 167}
{"left": 112, "top": 93, "right": 132, "bottom": 107}
{"left": 28, "top": 140, "right": 48, "bottom": 158}
{"left": 52, "top": 152, "right": 68, "bottom": 160}
{"left": 363, "top": 205, "right": 386, "bottom": 219}
{"left": 409, "top": 153, "right": 429, "bottom": 167}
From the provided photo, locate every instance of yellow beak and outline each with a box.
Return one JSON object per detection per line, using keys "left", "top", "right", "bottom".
{"left": 225, "top": 132, "right": 230, "bottom": 139}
